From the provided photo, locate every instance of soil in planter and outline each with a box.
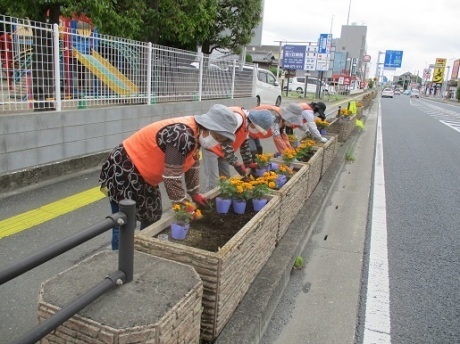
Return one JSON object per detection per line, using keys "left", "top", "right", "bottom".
{"left": 160, "top": 199, "right": 258, "bottom": 252}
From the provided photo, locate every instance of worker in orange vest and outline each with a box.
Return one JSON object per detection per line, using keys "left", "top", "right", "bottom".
{"left": 248, "top": 103, "right": 304, "bottom": 155}
{"left": 201, "top": 106, "right": 275, "bottom": 191}
{"left": 286, "top": 102, "right": 328, "bottom": 143}
{"left": 99, "top": 104, "right": 239, "bottom": 250}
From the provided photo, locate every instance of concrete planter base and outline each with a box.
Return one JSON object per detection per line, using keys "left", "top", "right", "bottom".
{"left": 38, "top": 251, "right": 203, "bottom": 344}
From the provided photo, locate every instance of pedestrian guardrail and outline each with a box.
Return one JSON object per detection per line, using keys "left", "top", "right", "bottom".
{"left": 0, "top": 199, "right": 136, "bottom": 344}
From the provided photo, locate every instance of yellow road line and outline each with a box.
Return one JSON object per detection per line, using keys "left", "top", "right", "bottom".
{"left": 0, "top": 187, "right": 106, "bottom": 239}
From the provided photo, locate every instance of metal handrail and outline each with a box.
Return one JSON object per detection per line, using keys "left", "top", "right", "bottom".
{"left": 0, "top": 199, "right": 136, "bottom": 344}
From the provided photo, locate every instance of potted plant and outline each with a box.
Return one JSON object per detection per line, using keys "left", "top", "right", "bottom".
{"left": 216, "top": 177, "right": 236, "bottom": 214}
{"left": 315, "top": 118, "right": 330, "bottom": 135}
{"left": 171, "top": 201, "right": 202, "bottom": 240}
{"left": 339, "top": 108, "right": 351, "bottom": 119}
{"left": 295, "top": 139, "right": 316, "bottom": 162}
{"left": 250, "top": 175, "right": 276, "bottom": 211}
{"left": 254, "top": 153, "right": 273, "bottom": 176}
{"left": 229, "top": 178, "right": 253, "bottom": 214}
{"left": 281, "top": 147, "right": 297, "bottom": 166}
{"left": 275, "top": 164, "right": 294, "bottom": 188}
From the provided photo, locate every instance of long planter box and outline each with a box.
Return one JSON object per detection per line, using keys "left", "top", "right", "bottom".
{"left": 269, "top": 160, "right": 310, "bottom": 242}
{"left": 313, "top": 135, "right": 337, "bottom": 176}
{"left": 328, "top": 114, "right": 357, "bottom": 142}
{"left": 304, "top": 146, "right": 324, "bottom": 199}
{"left": 134, "top": 190, "right": 281, "bottom": 342}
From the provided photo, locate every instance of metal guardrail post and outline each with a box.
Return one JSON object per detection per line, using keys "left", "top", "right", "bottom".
{"left": 118, "top": 199, "right": 136, "bottom": 283}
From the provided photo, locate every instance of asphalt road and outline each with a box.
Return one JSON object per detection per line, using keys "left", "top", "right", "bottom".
{"left": 259, "top": 95, "right": 460, "bottom": 343}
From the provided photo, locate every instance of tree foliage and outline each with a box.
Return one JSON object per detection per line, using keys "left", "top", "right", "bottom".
{"left": 201, "top": 0, "right": 262, "bottom": 54}
{"left": 2, "top": 0, "right": 263, "bottom": 53}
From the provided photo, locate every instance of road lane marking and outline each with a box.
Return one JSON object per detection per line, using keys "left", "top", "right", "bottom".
{"left": 363, "top": 104, "right": 391, "bottom": 343}
{"left": 0, "top": 187, "right": 105, "bottom": 239}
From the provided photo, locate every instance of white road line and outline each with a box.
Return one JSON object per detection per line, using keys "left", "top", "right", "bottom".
{"left": 440, "top": 121, "right": 460, "bottom": 133}
{"left": 363, "top": 104, "right": 391, "bottom": 344}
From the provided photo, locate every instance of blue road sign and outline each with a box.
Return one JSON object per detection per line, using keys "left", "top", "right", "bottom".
{"left": 318, "top": 34, "right": 331, "bottom": 54}
{"left": 282, "top": 45, "right": 306, "bottom": 70}
{"left": 384, "top": 50, "right": 403, "bottom": 68}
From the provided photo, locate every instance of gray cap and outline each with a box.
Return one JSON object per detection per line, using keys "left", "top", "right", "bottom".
{"left": 194, "top": 104, "right": 238, "bottom": 141}
{"left": 281, "top": 103, "right": 304, "bottom": 126}
{"left": 248, "top": 110, "right": 274, "bottom": 135}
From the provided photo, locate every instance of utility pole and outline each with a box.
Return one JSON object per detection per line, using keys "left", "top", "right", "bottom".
{"left": 347, "top": 0, "right": 352, "bottom": 25}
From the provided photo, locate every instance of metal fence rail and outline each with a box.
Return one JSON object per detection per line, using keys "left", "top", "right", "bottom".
{"left": 0, "top": 15, "right": 255, "bottom": 113}
{"left": 0, "top": 199, "right": 136, "bottom": 344}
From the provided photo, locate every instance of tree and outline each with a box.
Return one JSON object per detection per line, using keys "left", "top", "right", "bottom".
{"left": 141, "top": 0, "right": 218, "bottom": 50}
{"left": 200, "top": 0, "right": 262, "bottom": 55}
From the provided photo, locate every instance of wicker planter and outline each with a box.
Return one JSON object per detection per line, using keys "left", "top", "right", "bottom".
{"left": 302, "top": 146, "right": 324, "bottom": 199}
{"left": 328, "top": 115, "right": 357, "bottom": 142}
{"left": 313, "top": 135, "right": 337, "bottom": 176}
{"left": 134, "top": 190, "right": 281, "bottom": 342}
{"left": 269, "top": 160, "right": 310, "bottom": 242}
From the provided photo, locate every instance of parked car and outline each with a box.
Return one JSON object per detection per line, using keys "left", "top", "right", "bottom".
{"left": 283, "top": 76, "right": 333, "bottom": 95}
{"left": 394, "top": 89, "right": 401, "bottom": 95}
{"left": 190, "top": 61, "right": 228, "bottom": 72}
{"left": 238, "top": 66, "right": 282, "bottom": 106}
{"left": 403, "top": 90, "right": 411, "bottom": 95}
{"left": 381, "top": 88, "right": 394, "bottom": 98}
{"left": 410, "top": 89, "right": 420, "bottom": 98}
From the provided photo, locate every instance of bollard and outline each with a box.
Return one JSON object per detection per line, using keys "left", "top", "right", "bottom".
{"left": 118, "top": 199, "right": 136, "bottom": 283}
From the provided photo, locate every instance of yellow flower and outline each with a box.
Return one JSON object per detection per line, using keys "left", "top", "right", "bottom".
{"left": 172, "top": 202, "right": 201, "bottom": 223}
{"left": 255, "top": 153, "right": 273, "bottom": 168}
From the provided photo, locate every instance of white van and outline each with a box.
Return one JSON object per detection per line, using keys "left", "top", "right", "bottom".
{"left": 235, "top": 65, "right": 282, "bottom": 106}
{"left": 283, "top": 76, "right": 333, "bottom": 95}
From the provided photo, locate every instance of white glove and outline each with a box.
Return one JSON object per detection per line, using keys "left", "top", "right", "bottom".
{"left": 320, "top": 137, "right": 327, "bottom": 143}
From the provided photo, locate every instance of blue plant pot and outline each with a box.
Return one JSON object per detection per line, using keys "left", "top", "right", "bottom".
{"left": 232, "top": 199, "right": 247, "bottom": 215}
{"left": 170, "top": 221, "right": 190, "bottom": 240}
{"left": 252, "top": 198, "right": 268, "bottom": 212}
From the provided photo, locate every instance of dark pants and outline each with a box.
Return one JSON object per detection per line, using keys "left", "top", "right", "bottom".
{"left": 110, "top": 200, "right": 151, "bottom": 250}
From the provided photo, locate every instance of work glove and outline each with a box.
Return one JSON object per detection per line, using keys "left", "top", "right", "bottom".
{"left": 320, "top": 137, "right": 327, "bottom": 143}
{"left": 192, "top": 194, "right": 209, "bottom": 207}
{"left": 248, "top": 162, "right": 259, "bottom": 170}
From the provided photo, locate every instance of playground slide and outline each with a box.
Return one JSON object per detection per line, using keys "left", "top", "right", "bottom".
{"left": 72, "top": 48, "right": 138, "bottom": 96}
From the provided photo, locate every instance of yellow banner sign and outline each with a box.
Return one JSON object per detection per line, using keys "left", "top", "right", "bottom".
{"left": 432, "top": 58, "right": 446, "bottom": 83}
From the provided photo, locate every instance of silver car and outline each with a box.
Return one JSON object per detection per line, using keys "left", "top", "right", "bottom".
{"left": 381, "top": 88, "right": 394, "bottom": 98}
{"left": 410, "top": 89, "right": 420, "bottom": 98}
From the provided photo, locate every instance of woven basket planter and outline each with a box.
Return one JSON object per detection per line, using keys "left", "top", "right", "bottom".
{"left": 134, "top": 190, "right": 281, "bottom": 342}
{"left": 303, "top": 147, "right": 324, "bottom": 199}
{"left": 269, "top": 160, "right": 310, "bottom": 242}
{"left": 313, "top": 135, "right": 337, "bottom": 176}
{"left": 327, "top": 115, "right": 357, "bottom": 142}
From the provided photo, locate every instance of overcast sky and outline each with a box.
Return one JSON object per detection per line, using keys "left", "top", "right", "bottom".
{"left": 261, "top": 0, "right": 459, "bottom": 79}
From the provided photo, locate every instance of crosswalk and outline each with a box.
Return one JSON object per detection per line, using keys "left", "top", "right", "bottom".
{"left": 411, "top": 99, "right": 460, "bottom": 133}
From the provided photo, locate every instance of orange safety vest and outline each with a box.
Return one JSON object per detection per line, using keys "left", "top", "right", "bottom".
{"left": 123, "top": 116, "right": 199, "bottom": 186}
{"left": 209, "top": 106, "right": 249, "bottom": 158}
{"left": 247, "top": 105, "right": 281, "bottom": 139}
